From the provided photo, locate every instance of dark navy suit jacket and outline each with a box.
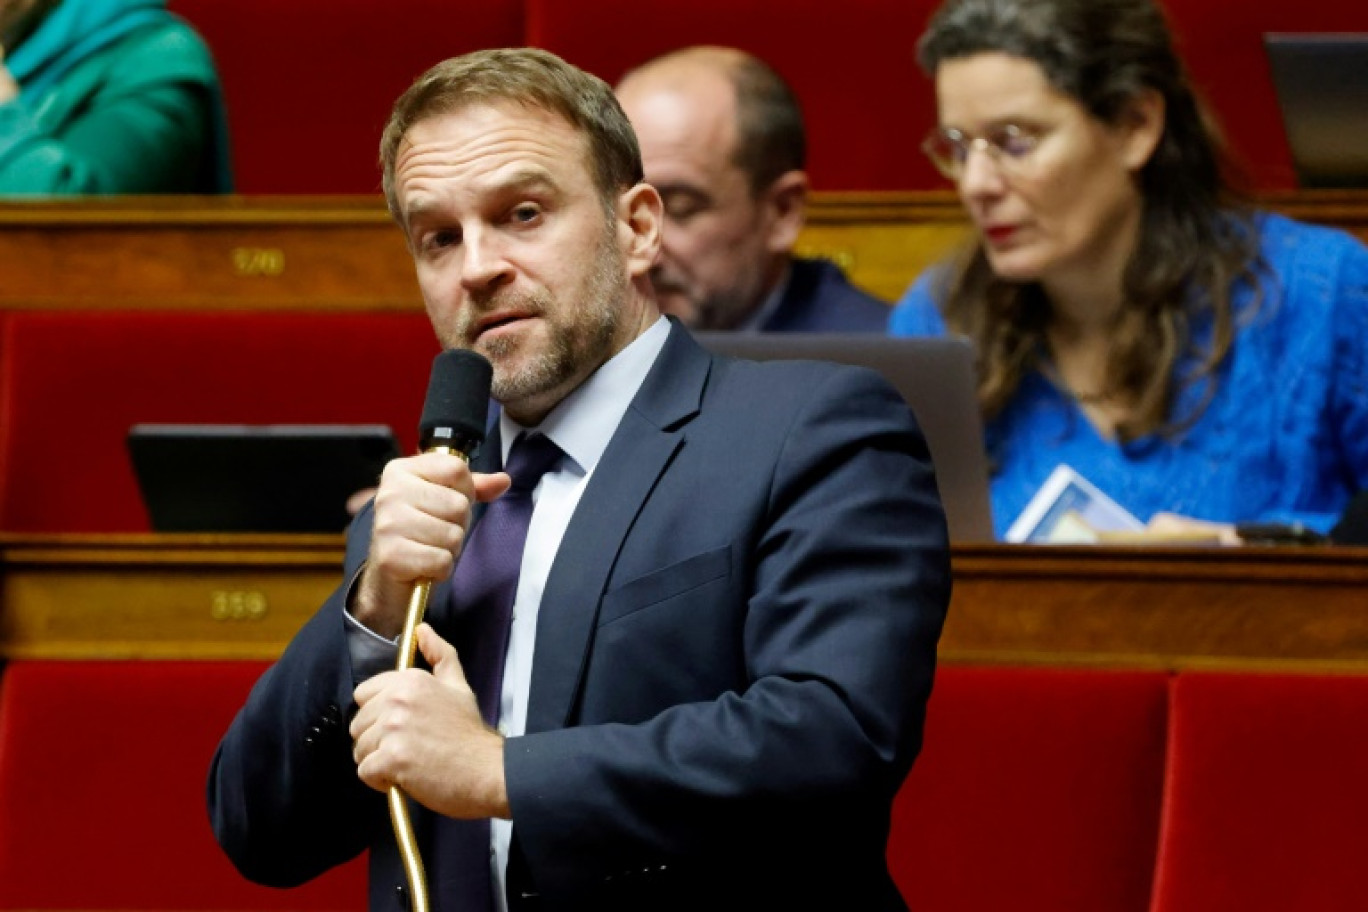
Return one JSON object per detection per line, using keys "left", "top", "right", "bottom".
{"left": 759, "top": 257, "right": 890, "bottom": 332}
{"left": 209, "top": 323, "right": 950, "bottom": 911}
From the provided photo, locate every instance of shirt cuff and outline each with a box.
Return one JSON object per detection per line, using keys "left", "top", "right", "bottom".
{"left": 341, "top": 562, "right": 399, "bottom": 684}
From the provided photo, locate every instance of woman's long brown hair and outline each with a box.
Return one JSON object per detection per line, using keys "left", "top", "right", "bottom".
{"left": 919, "top": 0, "right": 1266, "bottom": 442}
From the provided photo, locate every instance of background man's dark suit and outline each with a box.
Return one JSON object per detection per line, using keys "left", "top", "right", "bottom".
{"left": 209, "top": 325, "right": 950, "bottom": 910}
{"left": 761, "top": 257, "right": 892, "bottom": 332}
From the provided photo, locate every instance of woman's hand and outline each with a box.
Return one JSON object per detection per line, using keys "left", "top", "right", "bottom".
{"left": 1145, "top": 512, "right": 1241, "bottom": 545}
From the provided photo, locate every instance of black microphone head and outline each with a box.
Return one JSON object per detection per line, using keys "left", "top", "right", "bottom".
{"left": 419, "top": 348, "right": 492, "bottom": 454}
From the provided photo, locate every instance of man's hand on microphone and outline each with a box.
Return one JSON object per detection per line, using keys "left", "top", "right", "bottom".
{"left": 351, "top": 623, "right": 511, "bottom": 819}
{"left": 352, "top": 452, "right": 511, "bottom": 639}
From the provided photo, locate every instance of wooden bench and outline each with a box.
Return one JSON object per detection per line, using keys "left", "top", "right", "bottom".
{"left": 3, "top": 536, "right": 1368, "bottom": 906}
{"left": 4, "top": 539, "right": 1368, "bottom": 910}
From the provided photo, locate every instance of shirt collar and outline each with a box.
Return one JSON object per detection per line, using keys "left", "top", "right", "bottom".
{"left": 497, "top": 315, "right": 671, "bottom": 474}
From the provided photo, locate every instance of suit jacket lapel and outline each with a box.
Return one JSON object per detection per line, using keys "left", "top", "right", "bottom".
{"left": 524, "top": 324, "right": 712, "bottom": 732}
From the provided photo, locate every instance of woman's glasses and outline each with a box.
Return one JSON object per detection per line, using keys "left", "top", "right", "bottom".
{"left": 921, "top": 124, "right": 1044, "bottom": 180}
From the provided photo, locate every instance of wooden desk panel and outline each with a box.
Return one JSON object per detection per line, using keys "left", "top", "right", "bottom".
{"left": 0, "top": 534, "right": 344, "bottom": 659}
{"left": 944, "top": 544, "right": 1368, "bottom": 673}
{"left": 0, "top": 196, "right": 421, "bottom": 311}
{"left": 3, "top": 534, "right": 1367, "bottom": 671}
{"left": 3, "top": 191, "right": 1364, "bottom": 311}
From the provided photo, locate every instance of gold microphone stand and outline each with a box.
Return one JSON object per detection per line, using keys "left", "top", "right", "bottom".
{"left": 389, "top": 442, "right": 464, "bottom": 912}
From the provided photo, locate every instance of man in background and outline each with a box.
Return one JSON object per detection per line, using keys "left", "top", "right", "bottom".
{"left": 615, "top": 45, "right": 890, "bottom": 331}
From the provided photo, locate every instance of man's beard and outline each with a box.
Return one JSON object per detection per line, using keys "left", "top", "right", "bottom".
{"left": 648, "top": 268, "right": 702, "bottom": 326}
{"left": 650, "top": 267, "right": 758, "bottom": 331}
{"left": 446, "top": 223, "right": 626, "bottom": 406}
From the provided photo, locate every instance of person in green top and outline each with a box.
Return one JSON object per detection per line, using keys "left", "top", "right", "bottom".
{"left": 0, "top": 0, "right": 232, "bottom": 194}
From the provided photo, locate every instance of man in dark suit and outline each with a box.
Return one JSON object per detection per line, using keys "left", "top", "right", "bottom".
{"left": 615, "top": 45, "right": 891, "bottom": 332}
{"left": 208, "top": 47, "right": 950, "bottom": 911}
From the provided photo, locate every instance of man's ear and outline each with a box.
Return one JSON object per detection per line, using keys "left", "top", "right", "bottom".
{"left": 619, "top": 182, "right": 663, "bottom": 278}
{"left": 1118, "top": 88, "right": 1166, "bottom": 173}
{"left": 762, "top": 170, "right": 809, "bottom": 255}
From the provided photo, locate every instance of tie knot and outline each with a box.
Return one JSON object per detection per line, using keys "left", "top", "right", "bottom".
{"left": 503, "top": 433, "right": 563, "bottom": 493}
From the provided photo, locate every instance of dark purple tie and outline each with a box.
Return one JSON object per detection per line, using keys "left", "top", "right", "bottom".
{"left": 432, "top": 431, "right": 562, "bottom": 912}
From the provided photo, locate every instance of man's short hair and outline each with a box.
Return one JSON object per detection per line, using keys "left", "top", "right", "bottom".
{"left": 620, "top": 46, "right": 807, "bottom": 197}
{"left": 380, "top": 47, "right": 644, "bottom": 222}
{"left": 725, "top": 53, "right": 807, "bottom": 196}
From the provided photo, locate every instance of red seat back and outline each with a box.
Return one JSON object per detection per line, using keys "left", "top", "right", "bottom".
{"left": 163, "top": 0, "right": 1368, "bottom": 193}
{"left": 0, "top": 310, "right": 440, "bottom": 532}
{"left": 527, "top": 0, "right": 946, "bottom": 192}
{"left": 1149, "top": 671, "right": 1368, "bottom": 911}
{"left": 0, "top": 660, "right": 366, "bottom": 909}
{"left": 889, "top": 666, "right": 1170, "bottom": 912}
{"left": 168, "top": 0, "right": 526, "bottom": 194}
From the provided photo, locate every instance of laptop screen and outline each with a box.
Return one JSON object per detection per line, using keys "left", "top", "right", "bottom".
{"left": 127, "top": 423, "right": 400, "bottom": 533}
{"left": 693, "top": 332, "right": 995, "bottom": 543}
{"left": 1265, "top": 33, "right": 1368, "bottom": 188}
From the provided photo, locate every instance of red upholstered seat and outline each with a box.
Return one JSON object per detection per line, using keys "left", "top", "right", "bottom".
{"left": 888, "top": 666, "right": 1170, "bottom": 912}
{"left": 526, "top": 0, "right": 947, "bottom": 192}
{"left": 0, "top": 310, "right": 440, "bottom": 532}
{"left": 0, "top": 660, "right": 365, "bottom": 909}
{"left": 167, "top": 0, "right": 525, "bottom": 194}
{"left": 1149, "top": 671, "right": 1368, "bottom": 912}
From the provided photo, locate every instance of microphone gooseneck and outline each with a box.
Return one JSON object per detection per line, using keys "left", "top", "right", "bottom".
{"left": 391, "top": 348, "right": 492, "bottom": 912}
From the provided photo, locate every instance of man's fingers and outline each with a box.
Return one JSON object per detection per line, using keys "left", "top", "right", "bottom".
{"left": 417, "top": 623, "right": 466, "bottom": 685}
{"left": 473, "top": 471, "right": 512, "bottom": 503}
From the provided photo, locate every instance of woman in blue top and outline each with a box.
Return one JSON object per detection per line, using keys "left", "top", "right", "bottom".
{"left": 889, "top": 0, "right": 1368, "bottom": 541}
